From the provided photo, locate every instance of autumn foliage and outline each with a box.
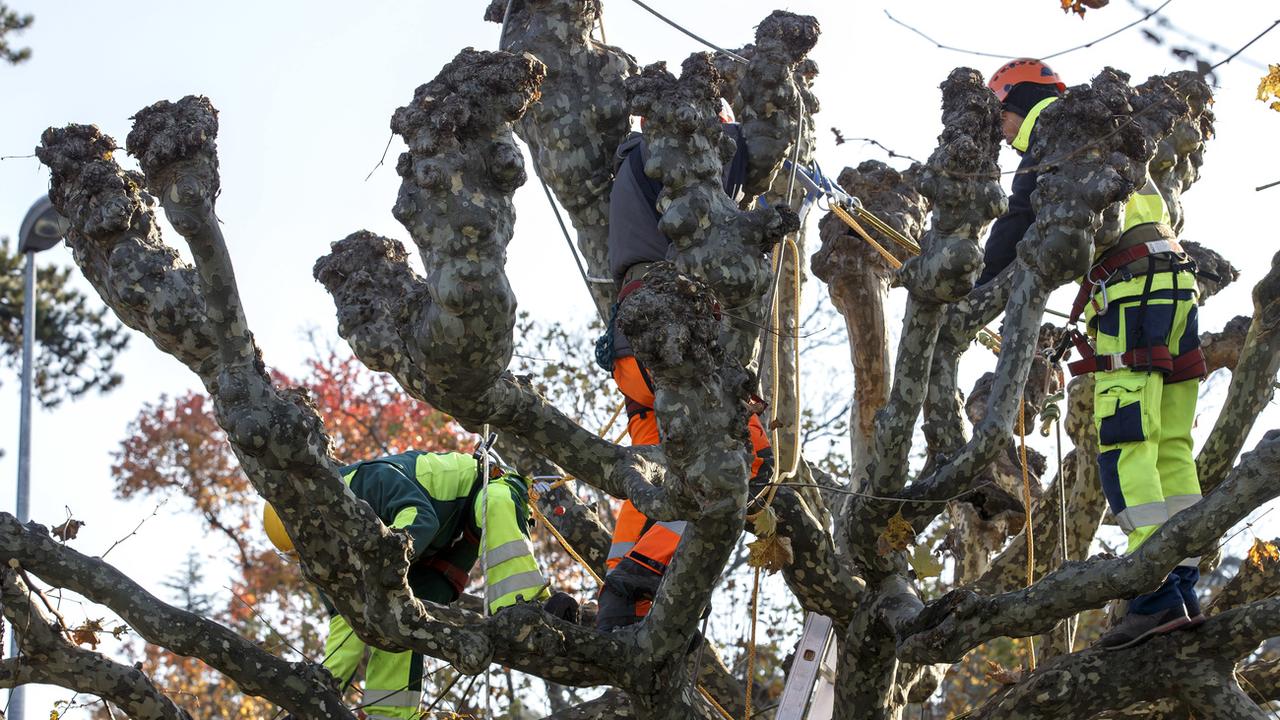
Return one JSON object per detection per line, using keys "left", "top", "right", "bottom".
{"left": 106, "top": 347, "right": 465, "bottom": 716}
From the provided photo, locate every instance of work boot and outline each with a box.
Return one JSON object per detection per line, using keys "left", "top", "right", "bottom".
{"left": 1097, "top": 606, "right": 1191, "bottom": 651}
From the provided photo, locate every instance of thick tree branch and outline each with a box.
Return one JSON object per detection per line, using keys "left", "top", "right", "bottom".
{"left": 897, "top": 430, "right": 1280, "bottom": 664}
{"left": 0, "top": 567, "right": 191, "bottom": 720}
{"left": 1198, "top": 249, "right": 1280, "bottom": 491}
{"left": 844, "top": 67, "right": 1004, "bottom": 571}
{"left": 811, "top": 161, "right": 927, "bottom": 474}
{"left": 0, "top": 514, "right": 350, "bottom": 718}
{"left": 488, "top": 0, "right": 636, "bottom": 315}
{"left": 970, "top": 597, "right": 1280, "bottom": 719}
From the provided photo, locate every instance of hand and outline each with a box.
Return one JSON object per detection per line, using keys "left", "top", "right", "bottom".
{"left": 543, "top": 591, "right": 581, "bottom": 623}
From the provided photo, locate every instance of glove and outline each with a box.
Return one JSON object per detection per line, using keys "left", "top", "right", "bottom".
{"left": 543, "top": 591, "right": 581, "bottom": 624}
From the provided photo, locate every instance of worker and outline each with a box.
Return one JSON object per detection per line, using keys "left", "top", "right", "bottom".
{"left": 264, "top": 450, "right": 578, "bottom": 719}
{"left": 1064, "top": 169, "right": 1206, "bottom": 649}
{"left": 977, "top": 59, "right": 1206, "bottom": 648}
{"left": 976, "top": 58, "right": 1067, "bottom": 285}
{"left": 594, "top": 102, "right": 774, "bottom": 631}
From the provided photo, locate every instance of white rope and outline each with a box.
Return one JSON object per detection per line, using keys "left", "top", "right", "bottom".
{"left": 479, "top": 424, "right": 492, "bottom": 720}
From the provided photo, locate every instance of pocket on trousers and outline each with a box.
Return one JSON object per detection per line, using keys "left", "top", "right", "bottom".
{"left": 1096, "top": 378, "right": 1148, "bottom": 446}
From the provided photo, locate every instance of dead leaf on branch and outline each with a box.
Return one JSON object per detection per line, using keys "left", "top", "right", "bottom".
{"left": 747, "top": 533, "right": 794, "bottom": 574}
{"left": 984, "top": 660, "right": 1024, "bottom": 685}
{"left": 1258, "top": 65, "right": 1280, "bottom": 112}
{"left": 1246, "top": 538, "right": 1280, "bottom": 569}
{"left": 1060, "top": 0, "right": 1108, "bottom": 17}
{"left": 51, "top": 518, "right": 85, "bottom": 541}
{"left": 876, "top": 510, "right": 916, "bottom": 556}
{"left": 70, "top": 618, "right": 105, "bottom": 649}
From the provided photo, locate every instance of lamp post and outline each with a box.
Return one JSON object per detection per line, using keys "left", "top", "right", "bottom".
{"left": 9, "top": 196, "right": 68, "bottom": 720}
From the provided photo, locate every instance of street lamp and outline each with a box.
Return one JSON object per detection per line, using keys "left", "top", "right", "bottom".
{"left": 9, "top": 195, "right": 68, "bottom": 720}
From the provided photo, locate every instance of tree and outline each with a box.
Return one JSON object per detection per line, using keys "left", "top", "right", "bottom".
{"left": 5, "top": 2, "right": 1279, "bottom": 719}
{"left": 0, "top": 239, "right": 128, "bottom": 409}
{"left": 0, "top": 3, "right": 32, "bottom": 65}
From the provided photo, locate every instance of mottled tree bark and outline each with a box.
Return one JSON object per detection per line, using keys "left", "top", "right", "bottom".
{"left": 488, "top": 0, "right": 636, "bottom": 315}
{"left": 811, "top": 161, "right": 927, "bottom": 476}
{"left": 0, "top": 569, "right": 193, "bottom": 720}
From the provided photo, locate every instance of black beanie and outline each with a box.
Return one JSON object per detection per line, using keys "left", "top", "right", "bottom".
{"left": 1002, "top": 82, "right": 1061, "bottom": 117}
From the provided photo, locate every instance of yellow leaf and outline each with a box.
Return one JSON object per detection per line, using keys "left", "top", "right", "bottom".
{"left": 876, "top": 510, "right": 916, "bottom": 556}
{"left": 1258, "top": 65, "right": 1280, "bottom": 112}
{"left": 746, "top": 533, "right": 793, "bottom": 574}
{"left": 910, "top": 543, "right": 944, "bottom": 580}
{"left": 751, "top": 506, "right": 778, "bottom": 537}
{"left": 1247, "top": 538, "right": 1280, "bottom": 569}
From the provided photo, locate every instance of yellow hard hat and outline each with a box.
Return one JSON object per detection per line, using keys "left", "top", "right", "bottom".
{"left": 262, "top": 503, "right": 294, "bottom": 553}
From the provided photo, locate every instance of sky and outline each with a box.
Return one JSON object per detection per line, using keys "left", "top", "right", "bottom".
{"left": 1, "top": 0, "right": 1278, "bottom": 716}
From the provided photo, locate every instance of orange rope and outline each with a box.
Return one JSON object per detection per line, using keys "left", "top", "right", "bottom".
{"left": 1017, "top": 396, "right": 1037, "bottom": 671}
{"left": 830, "top": 205, "right": 901, "bottom": 269}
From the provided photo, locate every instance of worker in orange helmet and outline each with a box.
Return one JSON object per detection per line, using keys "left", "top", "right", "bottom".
{"left": 976, "top": 58, "right": 1068, "bottom": 285}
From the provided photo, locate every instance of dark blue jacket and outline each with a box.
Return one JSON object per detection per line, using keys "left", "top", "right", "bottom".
{"left": 977, "top": 148, "right": 1040, "bottom": 286}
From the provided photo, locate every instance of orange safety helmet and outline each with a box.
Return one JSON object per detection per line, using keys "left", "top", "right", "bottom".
{"left": 987, "top": 58, "right": 1067, "bottom": 104}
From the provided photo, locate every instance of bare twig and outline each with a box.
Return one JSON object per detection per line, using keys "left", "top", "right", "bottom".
{"left": 100, "top": 499, "right": 168, "bottom": 560}
{"left": 832, "top": 132, "right": 924, "bottom": 164}
{"left": 364, "top": 133, "right": 395, "bottom": 182}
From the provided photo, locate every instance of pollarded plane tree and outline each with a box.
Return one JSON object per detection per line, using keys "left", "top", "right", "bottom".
{"left": 6, "top": 2, "right": 1277, "bottom": 719}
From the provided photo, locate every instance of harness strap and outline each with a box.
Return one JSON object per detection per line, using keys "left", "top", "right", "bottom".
{"left": 1067, "top": 343, "right": 1174, "bottom": 377}
{"left": 426, "top": 557, "right": 471, "bottom": 593}
{"left": 1068, "top": 239, "right": 1187, "bottom": 324}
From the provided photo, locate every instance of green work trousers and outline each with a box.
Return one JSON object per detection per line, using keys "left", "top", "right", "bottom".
{"left": 1087, "top": 268, "right": 1203, "bottom": 615}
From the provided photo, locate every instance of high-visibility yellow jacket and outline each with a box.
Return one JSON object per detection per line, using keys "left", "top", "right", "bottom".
{"left": 340, "top": 451, "right": 548, "bottom": 613}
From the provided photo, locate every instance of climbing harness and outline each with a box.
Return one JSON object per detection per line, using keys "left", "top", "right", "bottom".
{"left": 1049, "top": 236, "right": 1207, "bottom": 381}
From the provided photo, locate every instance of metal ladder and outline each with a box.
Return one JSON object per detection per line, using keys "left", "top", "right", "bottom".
{"left": 774, "top": 613, "right": 838, "bottom": 719}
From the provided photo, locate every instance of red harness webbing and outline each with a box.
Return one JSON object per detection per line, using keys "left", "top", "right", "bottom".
{"left": 1055, "top": 238, "right": 1205, "bottom": 380}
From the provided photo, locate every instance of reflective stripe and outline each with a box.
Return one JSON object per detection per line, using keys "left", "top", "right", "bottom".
{"left": 656, "top": 521, "right": 687, "bottom": 535}
{"left": 363, "top": 688, "right": 421, "bottom": 707}
{"left": 1115, "top": 501, "right": 1168, "bottom": 533}
{"left": 485, "top": 569, "right": 546, "bottom": 604}
{"left": 1165, "top": 494, "right": 1202, "bottom": 516}
{"left": 1012, "top": 96, "right": 1058, "bottom": 152}
{"left": 608, "top": 542, "right": 636, "bottom": 560}
{"left": 1144, "top": 239, "right": 1180, "bottom": 255}
{"left": 484, "top": 538, "right": 532, "bottom": 566}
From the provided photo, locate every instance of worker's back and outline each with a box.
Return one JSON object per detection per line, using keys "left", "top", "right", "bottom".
{"left": 341, "top": 450, "right": 481, "bottom": 556}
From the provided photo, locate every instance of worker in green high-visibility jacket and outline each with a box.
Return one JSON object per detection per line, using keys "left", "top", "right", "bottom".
{"left": 264, "top": 450, "right": 577, "bottom": 720}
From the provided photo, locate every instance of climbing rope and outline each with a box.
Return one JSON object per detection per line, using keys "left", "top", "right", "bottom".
{"left": 743, "top": 567, "right": 762, "bottom": 720}
{"left": 1016, "top": 398, "right": 1037, "bottom": 671}
{"left": 830, "top": 204, "right": 902, "bottom": 269}
{"left": 478, "top": 424, "right": 494, "bottom": 720}
{"left": 626, "top": 0, "right": 749, "bottom": 64}
{"left": 748, "top": 234, "right": 804, "bottom": 517}
{"left": 1055, "top": 414, "right": 1076, "bottom": 652}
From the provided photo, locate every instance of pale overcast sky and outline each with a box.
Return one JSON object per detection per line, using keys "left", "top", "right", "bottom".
{"left": 1, "top": 0, "right": 1278, "bottom": 715}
